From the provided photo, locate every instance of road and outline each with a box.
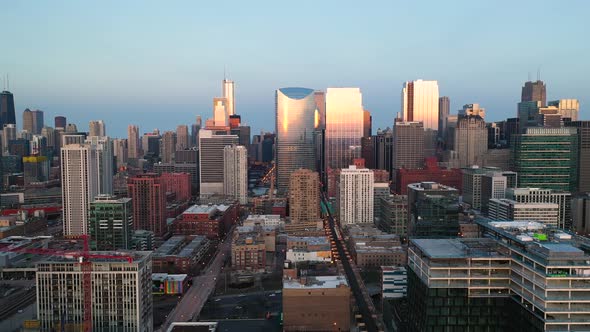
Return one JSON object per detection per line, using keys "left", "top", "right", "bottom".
{"left": 322, "top": 193, "right": 382, "bottom": 332}
{"left": 157, "top": 233, "right": 232, "bottom": 332}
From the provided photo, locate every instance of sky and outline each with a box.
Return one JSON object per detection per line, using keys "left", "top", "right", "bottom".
{"left": 1, "top": 0, "right": 589, "bottom": 138}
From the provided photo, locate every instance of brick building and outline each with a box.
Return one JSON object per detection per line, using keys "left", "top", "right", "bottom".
{"left": 231, "top": 232, "right": 266, "bottom": 273}
{"left": 127, "top": 173, "right": 167, "bottom": 237}
{"left": 173, "top": 203, "right": 238, "bottom": 239}
{"left": 394, "top": 157, "right": 462, "bottom": 194}
{"left": 160, "top": 172, "right": 191, "bottom": 202}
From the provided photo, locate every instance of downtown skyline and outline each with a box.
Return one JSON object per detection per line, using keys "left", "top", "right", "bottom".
{"left": 1, "top": 0, "right": 589, "bottom": 137}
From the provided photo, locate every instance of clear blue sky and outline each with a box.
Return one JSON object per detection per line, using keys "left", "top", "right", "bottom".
{"left": 1, "top": 0, "right": 589, "bottom": 138}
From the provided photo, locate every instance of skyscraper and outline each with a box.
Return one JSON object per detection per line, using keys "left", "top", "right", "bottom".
{"left": 159, "top": 131, "right": 176, "bottom": 163}
{"left": 517, "top": 100, "right": 542, "bottom": 132}
{"left": 54, "top": 115, "right": 66, "bottom": 128}
{"left": 363, "top": 109, "right": 372, "bottom": 137}
{"left": 511, "top": 127, "right": 578, "bottom": 192}
{"left": 113, "top": 138, "right": 128, "bottom": 168}
{"left": 0, "top": 90, "right": 16, "bottom": 127}
{"left": 22, "top": 108, "right": 33, "bottom": 133}
{"left": 438, "top": 96, "right": 450, "bottom": 140}
{"left": 223, "top": 145, "right": 248, "bottom": 204}
{"left": 375, "top": 127, "right": 393, "bottom": 175}
{"left": 127, "top": 173, "right": 167, "bottom": 237}
{"left": 176, "top": 125, "right": 190, "bottom": 150}
{"left": 565, "top": 120, "right": 590, "bottom": 192}
{"left": 289, "top": 169, "right": 320, "bottom": 224}
{"left": 338, "top": 165, "right": 374, "bottom": 225}
{"left": 88, "top": 120, "right": 106, "bottom": 137}
{"left": 521, "top": 80, "right": 546, "bottom": 106}
{"left": 61, "top": 144, "right": 99, "bottom": 236}
{"left": 31, "top": 109, "right": 44, "bottom": 134}
{"left": 275, "top": 87, "right": 317, "bottom": 192}
{"left": 212, "top": 97, "right": 229, "bottom": 127}
{"left": 223, "top": 79, "right": 235, "bottom": 116}
{"left": 85, "top": 136, "right": 114, "bottom": 195}
{"left": 393, "top": 121, "right": 425, "bottom": 170}
{"left": 314, "top": 91, "right": 326, "bottom": 130}
{"left": 453, "top": 114, "right": 488, "bottom": 167}
{"left": 402, "top": 80, "right": 439, "bottom": 131}
{"left": 325, "top": 88, "right": 364, "bottom": 170}
{"left": 548, "top": 99, "right": 579, "bottom": 121}
{"left": 128, "top": 125, "right": 141, "bottom": 159}
{"left": 199, "top": 129, "right": 239, "bottom": 197}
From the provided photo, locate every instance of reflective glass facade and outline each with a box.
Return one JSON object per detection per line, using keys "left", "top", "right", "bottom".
{"left": 402, "top": 80, "right": 439, "bottom": 131}
{"left": 325, "top": 88, "right": 364, "bottom": 170}
{"left": 275, "top": 87, "right": 316, "bottom": 192}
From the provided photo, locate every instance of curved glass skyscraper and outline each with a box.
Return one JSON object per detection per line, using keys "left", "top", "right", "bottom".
{"left": 275, "top": 87, "right": 316, "bottom": 192}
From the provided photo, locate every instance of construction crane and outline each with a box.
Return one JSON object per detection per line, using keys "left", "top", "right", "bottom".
{"left": 0, "top": 235, "right": 133, "bottom": 332}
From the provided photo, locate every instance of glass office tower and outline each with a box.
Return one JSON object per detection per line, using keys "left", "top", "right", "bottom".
{"left": 275, "top": 87, "right": 316, "bottom": 193}
{"left": 325, "top": 88, "right": 364, "bottom": 170}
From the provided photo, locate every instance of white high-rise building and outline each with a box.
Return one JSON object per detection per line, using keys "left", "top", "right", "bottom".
{"left": 85, "top": 136, "right": 114, "bottom": 196}
{"left": 61, "top": 144, "right": 99, "bottom": 236}
{"left": 36, "top": 251, "right": 153, "bottom": 332}
{"left": 338, "top": 165, "right": 374, "bottom": 225}
{"left": 223, "top": 79, "right": 235, "bottom": 116}
{"left": 88, "top": 120, "right": 106, "bottom": 137}
{"left": 223, "top": 145, "right": 248, "bottom": 204}
{"left": 127, "top": 125, "right": 141, "bottom": 159}
{"left": 401, "top": 80, "right": 439, "bottom": 131}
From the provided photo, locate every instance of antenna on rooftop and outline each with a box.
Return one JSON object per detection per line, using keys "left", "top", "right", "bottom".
{"left": 527, "top": 72, "right": 531, "bottom": 82}
{"left": 537, "top": 66, "right": 541, "bottom": 81}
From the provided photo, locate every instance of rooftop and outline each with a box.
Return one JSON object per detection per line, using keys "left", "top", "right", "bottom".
{"left": 287, "top": 236, "right": 329, "bottom": 246}
{"left": 283, "top": 275, "right": 349, "bottom": 289}
{"left": 152, "top": 273, "right": 188, "bottom": 282}
{"left": 411, "top": 238, "right": 504, "bottom": 259}
{"left": 408, "top": 182, "right": 458, "bottom": 192}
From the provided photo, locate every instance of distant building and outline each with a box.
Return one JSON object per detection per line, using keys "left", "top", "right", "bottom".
{"left": 223, "top": 145, "right": 248, "bottom": 204}
{"left": 453, "top": 114, "right": 487, "bottom": 167}
{"left": 160, "top": 131, "right": 176, "bottom": 163}
{"left": 564, "top": 120, "right": 590, "bottom": 192}
{"left": 0, "top": 90, "right": 16, "bottom": 127}
{"left": 89, "top": 195, "right": 133, "bottom": 250}
{"left": 438, "top": 96, "right": 450, "bottom": 140}
{"left": 199, "top": 129, "right": 239, "bottom": 197}
{"left": 36, "top": 251, "right": 153, "bottom": 332}
{"left": 325, "top": 88, "right": 364, "bottom": 170}
{"left": 521, "top": 80, "right": 546, "bottom": 106}
{"left": 402, "top": 79, "right": 439, "bottom": 131}
{"left": 175, "top": 125, "right": 190, "bottom": 151}
{"left": 231, "top": 231, "right": 266, "bottom": 273}
{"left": 393, "top": 121, "right": 424, "bottom": 170}
{"left": 88, "top": 120, "right": 106, "bottom": 137}
{"left": 54, "top": 115, "right": 66, "bottom": 129}
{"left": 127, "top": 125, "right": 141, "bottom": 159}
{"left": 573, "top": 194, "right": 590, "bottom": 235}
{"left": 338, "top": 165, "right": 374, "bottom": 225}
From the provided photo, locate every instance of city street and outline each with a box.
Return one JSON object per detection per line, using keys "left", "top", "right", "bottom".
{"left": 157, "top": 232, "right": 232, "bottom": 332}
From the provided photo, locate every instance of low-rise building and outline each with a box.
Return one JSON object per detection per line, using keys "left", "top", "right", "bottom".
{"left": 152, "top": 235, "right": 210, "bottom": 274}
{"left": 285, "top": 236, "right": 332, "bottom": 263}
{"left": 242, "top": 214, "right": 284, "bottom": 229}
{"left": 231, "top": 232, "right": 266, "bottom": 273}
{"left": 236, "top": 225, "right": 277, "bottom": 252}
{"left": 173, "top": 203, "right": 238, "bottom": 239}
{"left": 283, "top": 275, "right": 351, "bottom": 332}
{"left": 347, "top": 225, "right": 407, "bottom": 268}
{"left": 152, "top": 273, "right": 189, "bottom": 295}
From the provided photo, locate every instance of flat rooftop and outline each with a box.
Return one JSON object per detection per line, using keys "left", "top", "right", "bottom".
{"left": 287, "top": 236, "right": 329, "bottom": 245}
{"left": 411, "top": 238, "right": 504, "bottom": 259}
{"left": 283, "top": 275, "right": 349, "bottom": 289}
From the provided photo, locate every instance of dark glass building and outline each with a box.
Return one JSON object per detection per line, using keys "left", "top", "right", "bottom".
{"left": 0, "top": 90, "right": 16, "bottom": 127}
